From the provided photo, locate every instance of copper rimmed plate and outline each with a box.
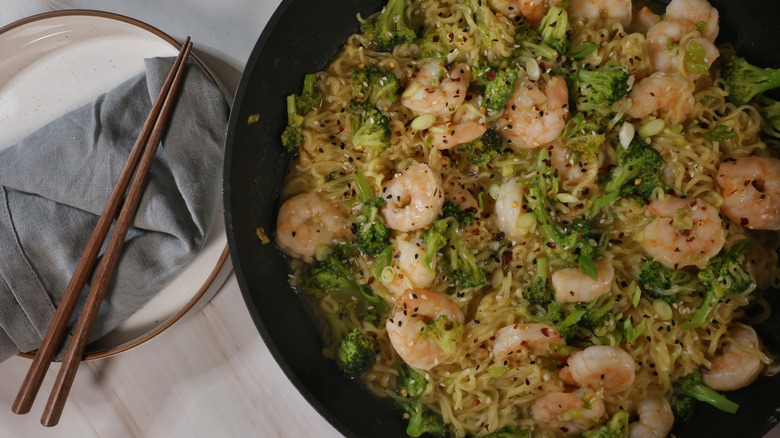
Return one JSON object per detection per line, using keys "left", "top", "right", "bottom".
{"left": 0, "top": 10, "right": 232, "bottom": 360}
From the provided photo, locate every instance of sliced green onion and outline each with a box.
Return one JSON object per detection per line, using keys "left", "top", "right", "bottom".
{"left": 706, "top": 125, "right": 737, "bottom": 141}
{"left": 526, "top": 58, "right": 541, "bottom": 81}
{"left": 671, "top": 124, "right": 683, "bottom": 134}
{"left": 478, "top": 190, "right": 486, "bottom": 210}
{"left": 380, "top": 266, "right": 395, "bottom": 283}
{"left": 561, "top": 309, "right": 586, "bottom": 328}
{"left": 653, "top": 299, "right": 673, "bottom": 320}
{"left": 567, "top": 42, "right": 599, "bottom": 59}
{"left": 684, "top": 40, "right": 709, "bottom": 75}
{"left": 402, "top": 80, "right": 422, "bottom": 98}
{"left": 638, "top": 119, "right": 666, "bottom": 137}
{"left": 375, "top": 245, "right": 393, "bottom": 278}
{"left": 555, "top": 193, "right": 579, "bottom": 203}
{"left": 562, "top": 113, "right": 585, "bottom": 139}
{"left": 515, "top": 212, "right": 536, "bottom": 232}
{"left": 488, "top": 183, "right": 501, "bottom": 199}
{"left": 619, "top": 121, "right": 635, "bottom": 148}
{"left": 632, "top": 285, "right": 642, "bottom": 307}
{"left": 411, "top": 113, "right": 436, "bottom": 131}
{"left": 624, "top": 317, "right": 647, "bottom": 343}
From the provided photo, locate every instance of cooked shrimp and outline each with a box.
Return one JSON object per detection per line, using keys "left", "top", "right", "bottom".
{"left": 275, "top": 192, "right": 349, "bottom": 263}
{"left": 430, "top": 104, "right": 487, "bottom": 149}
{"left": 640, "top": 196, "right": 725, "bottom": 269}
{"left": 566, "top": 345, "right": 636, "bottom": 394}
{"left": 490, "top": 0, "right": 550, "bottom": 25}
{"left": 646, "top": 19, "right": 719, "bottom": 78}
{"left": 627, "top": 72, "right": 695, "bottom": 124}
{"left": 402, "top": 61, "right": 471, "bottom": 117}
{"left": 716, "top": 156, "right": 780, "bottom": 231}
{"left": 492, "top": 323, "right": 565, "bottom": 361}
{"left": 498, "top": 76, "right": 569, "bottom": 149}
{"left": 550, "top": 143, "right": 604, "bottom": 184}
{"left": 381, "top": 162, "right": 445, "bottom": 232}
{"left": 637, "top": 6, "right": 661, "bottom": 31}
{"left": 386, "top": 288, "right": 465, "bottom": 370}
{"left": 629, "top": 396, "right": 674, "bottom": 438}
{"left": 494, "top": 178, "right": 531, "bottom": 242}
{"left": 702, "top": 323, "right": 765, "bottom": 391}
{"left": 665, "top": 0, "right": 719, "bottom": 41}
{"left": 384, "top": 237, "right": 437, "bottom": 296}
{"left": 444, "top": 175, "right": 479, "bottom": 213}
{"left": 551, "top": 259, "right": 615, "bottom": 304}
{"left": 568, "top": 0, "right": 632, "bottom": 28}
{"left": 531, "top": 388, "right": 607, "bottom": 434}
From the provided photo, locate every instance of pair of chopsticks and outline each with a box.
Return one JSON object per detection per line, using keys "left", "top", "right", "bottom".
{"left": 11, "top": 37, "right": 194, "bottom": 427}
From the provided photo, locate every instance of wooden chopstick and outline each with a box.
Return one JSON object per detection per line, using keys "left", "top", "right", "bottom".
{"left": 11, "top": 37, "right": 192, "bottom": 425}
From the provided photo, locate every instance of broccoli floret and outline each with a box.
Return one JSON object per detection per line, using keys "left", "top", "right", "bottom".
{"left": 397, "top": 363, "right": 428, "bottom": 398}
{"left": 281, "top": 95, "right": 305, "bottom": 153}
{"left": 349, "top": 100, "right": 391, "bottom": 153}
{"left": 353, "top": 172, "right": 391, "bottom": 256}
{"left": 322, "top": 309, "right": 377, "bottom": 376}
{"left": 417, "top": 31, "right": 452, "bottom": 62}
{"left": 537, "top": 2, "right": 571, "bottom": 55}
{"left": 441, "top": 231, "right": 487, "bottom": 288}
{"left": 721, "top": 55, "right": 780, "bottom": 106}
{"left": 301, "top": 245, "right": 388, "bottom": 310}
{"left": 421, "top": 315, "right": 465, "bottom": 355}
{"left": 582, "top": 410, "right": 629, "bottom": 438}
{"left": 280, "top": 74, "right": 323, "bottom": 153}
{"left": 513, "top": 20, "right": 558, "bottom": 59}
{"left": 484, "top": 67, "right": 519, "bottom": 111}
{"left": 296, "top": 73, "right": 324, "bottom": 114}
{"left": 483, "top": 426, "right": 530, "bottom": 438}
{"left": 337, "top": 327, "right": 377, "bottom": 375}
{"left": 592, "top": 139, "right": 667, "bottom": 210}
{"left": 527, "top": 150, "right": 603, "bottom": 278}
{"left": 672, "top": 395, "right": 697, "bottom": 421}
{"left": 399, "top": 401, "right": 448, "bottom": 438}
{"left": 360, "top": 0, "right": 417, "bottom": 51}
{"left": 639, "top": 260, "right": 679, "bottom": 304}
{"left": 758, "top": 98, "right": 780, "bottom": 139}
{"left": 522, "top": 258, "right": 554, "bottom": 305}
{"left": 351, "top": 65, "right": 401, "bottom": 108}
{"left": 560, "top": 113, "right": 607, "bottom": 164}
{"left": 458, "top": 128, "right": 503, "bottom": 166}
{"left": 439, "top": 201, "right": 477, "bottom": 227}
{"left": 682, "top": 244, "right": 755, "bottom": 330}
{"left": 423, "top": 219, "right": 450, "bottom": 273}
{"left": 577, "top": 294, "right": 615, "bottom": 329}
{"left": 673, "top": 370, "right": 739, "bottom": 414}
{"left": 423, "top": 218, "right": 486, "bottom": 288}
{"left": 575, "top": 66, "right": 630, "bottom": 113}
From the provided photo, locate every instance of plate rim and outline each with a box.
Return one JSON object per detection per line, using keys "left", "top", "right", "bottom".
{"left": 0, "top": 9, "right": 231, "bottom": 361}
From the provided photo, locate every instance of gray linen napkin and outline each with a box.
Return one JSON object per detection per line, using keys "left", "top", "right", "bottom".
{"left": 0, "top": 57, "right": 228, "bottom": 362}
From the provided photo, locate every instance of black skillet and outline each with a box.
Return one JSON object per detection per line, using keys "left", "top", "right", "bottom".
{"left": 223, "top": 1, "right": 780, "bottom": 436}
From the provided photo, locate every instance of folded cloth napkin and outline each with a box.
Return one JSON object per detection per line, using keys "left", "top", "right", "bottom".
{"left": 0, "top": 57, "right": 228, "bottom": 362}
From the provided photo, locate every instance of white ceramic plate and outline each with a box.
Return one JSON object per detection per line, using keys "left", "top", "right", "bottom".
{"left": 0, "top": 10, "right": 231, "bottom": 359}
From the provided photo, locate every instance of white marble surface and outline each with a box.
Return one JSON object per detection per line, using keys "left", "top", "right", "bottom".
{"left": 0, "top": 1, "right": 342, "bottom": 437}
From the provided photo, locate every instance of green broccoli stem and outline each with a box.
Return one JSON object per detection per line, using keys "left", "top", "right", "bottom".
{"left": 354, "top": 171, "right": 373, "bottom": 204}
{"left": 302, "top": 73, "right": 316, "bottom": 97}
{"left": 675, "top": 374, "right": 739, "bottom": 414}
{"left": 681, "top": 288, "right": 718, "bottom": 330}
{"left": 536, "top": 257, "right": 548, "bottom": 281}
{"left": 286, "top": 94, "right": 298, "bottom": 126}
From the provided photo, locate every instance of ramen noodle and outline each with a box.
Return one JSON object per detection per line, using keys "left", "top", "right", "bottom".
{"left": 272, "top": 0, "right": 780, "bottom": 436}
